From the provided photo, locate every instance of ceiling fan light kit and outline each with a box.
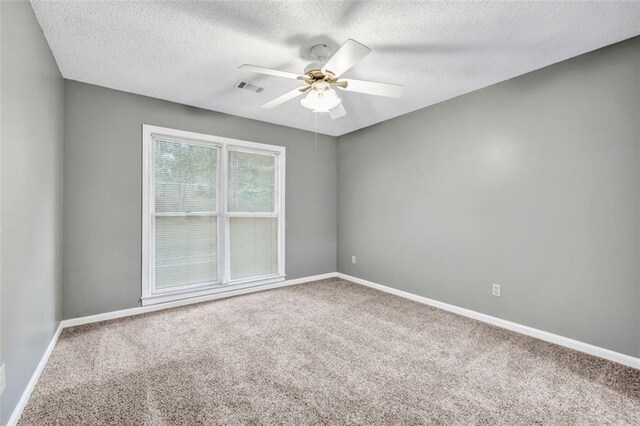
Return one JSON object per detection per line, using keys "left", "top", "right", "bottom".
{"left": 239, "top": 39, "right": 404, "bottom": 120}
{"left": 300, "top": 87, "right": 342, "bottom": 113}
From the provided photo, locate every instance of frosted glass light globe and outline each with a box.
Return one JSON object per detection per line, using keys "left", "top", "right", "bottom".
{"left": 300, "top": 88, "right": 341, "bottom": 112}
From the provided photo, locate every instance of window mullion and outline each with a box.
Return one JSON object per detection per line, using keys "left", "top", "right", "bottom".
{"left": 220, "top": 144, "right": 230, "bottom": 284}
{"left": 214, "top": 145, "right": 223, "bottom": 286}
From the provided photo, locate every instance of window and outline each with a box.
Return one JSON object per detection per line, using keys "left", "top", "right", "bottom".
{"left": 142, "top": 125, "right": 285, "bottom": 305}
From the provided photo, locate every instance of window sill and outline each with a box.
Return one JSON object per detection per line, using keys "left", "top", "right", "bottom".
{"left": 141, "top": 275, "right": 286, "bottom": 306}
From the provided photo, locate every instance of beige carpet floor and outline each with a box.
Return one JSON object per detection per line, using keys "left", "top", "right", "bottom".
{"left": 19, "top": 278, "right": 640, "bottom": 425}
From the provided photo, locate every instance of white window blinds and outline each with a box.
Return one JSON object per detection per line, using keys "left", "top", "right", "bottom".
{"left": 228, "top": 151, "right": 275, "bottom": 212}
{"left": 143, "top": 125, "right": 285, "bottom": 305}
{"left": 155, "top": 216, "right": 218, "bottom": 289}
{"left": 155, "top": 140, "right": 217, "bottom": 213}
{"left": 228, "top": 151, "right": 278, "bottom": 280}
{"left": 154, "top": 140, "right": 219, "bottom": 290}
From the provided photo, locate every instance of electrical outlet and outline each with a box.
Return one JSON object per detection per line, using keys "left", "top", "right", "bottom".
{"left": 351, "top": 255, "right": 357, "bottom": 265}
{"left": 0, "top": 363, "right": 5, "bottom": 395}
{"left": 492, "top": 283, "right": 502, "bottom": 298}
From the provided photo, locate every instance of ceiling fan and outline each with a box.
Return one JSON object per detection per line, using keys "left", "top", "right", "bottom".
{"left": 239, "top": 39, "right": 404, "bottom": 120}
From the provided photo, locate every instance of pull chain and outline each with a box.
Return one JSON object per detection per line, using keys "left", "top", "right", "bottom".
{"left": 314, "top": 112, "right": 318, "bottom": 152}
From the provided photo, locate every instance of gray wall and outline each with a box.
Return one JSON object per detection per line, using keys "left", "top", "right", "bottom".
{"left": 338, "top": 37, "right": 640, "bottom": 357}
{"left": 1, "top": 0, "right": 64, "bottom": 422}
{"left": 63, "top": 81, "right": 337, "bottom": 319}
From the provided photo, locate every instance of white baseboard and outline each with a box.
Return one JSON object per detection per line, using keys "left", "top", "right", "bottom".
{"left": 7, "top": 323, "right": 64, "bottom": 426}
{"left": 61, "top": 272, "right": 338, "bottom": 328}
{"left": 10, "top": 271, "right": 638, "bottom": 424}
{"left": 8, "top": 272, "right": 337, "bottom": 424}
{"left": 337, "top": 272, "right": 640, "bottom": 370}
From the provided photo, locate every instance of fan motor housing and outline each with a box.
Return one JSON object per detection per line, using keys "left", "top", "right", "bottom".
{"left": 304, "top": 62, "right": 325, "bottom": 74}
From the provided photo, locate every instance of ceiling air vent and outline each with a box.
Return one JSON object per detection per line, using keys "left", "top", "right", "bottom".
{"left": 235, "top": 80, "right": 264, "bottom": 93}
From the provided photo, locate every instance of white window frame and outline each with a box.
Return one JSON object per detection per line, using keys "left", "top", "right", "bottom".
{"left": 142, "top": 124, "right": 286, "bottom": 305}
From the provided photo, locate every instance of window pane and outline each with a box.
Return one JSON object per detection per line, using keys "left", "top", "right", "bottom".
{"left": 155, "top": 216, "right": 218, "bottom": 289}
{"left": 230, "top": 218, "right": 277, "bottom": 280}
{"left": 228, "top": 151, "right": 275, "bottom": 212}
{"left": 155, "top": 140, "right": 216, "bottom": 212}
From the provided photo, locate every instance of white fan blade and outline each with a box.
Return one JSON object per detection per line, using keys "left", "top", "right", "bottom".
{"left": 328, "top": 103, "right": 347, "bottom": 120}
{"left": 321, "top": 39, "right": 371, "bottom": 77}
{"left": 340, "top": 78, "right": 403, "bottom": 98}
{"left": 239, "top": 64, "right": 302, "bottom": 80}
{"left": 260, "top": 87, "right": 305, "bottom": 109}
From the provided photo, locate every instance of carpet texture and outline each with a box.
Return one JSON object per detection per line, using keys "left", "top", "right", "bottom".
{"left": 19, "top": 278, "right": 640, "bottom": 425}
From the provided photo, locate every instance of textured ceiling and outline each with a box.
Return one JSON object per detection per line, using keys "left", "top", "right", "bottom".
{"left": 32, "top": 1, "right": 640, "bottom": 137}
